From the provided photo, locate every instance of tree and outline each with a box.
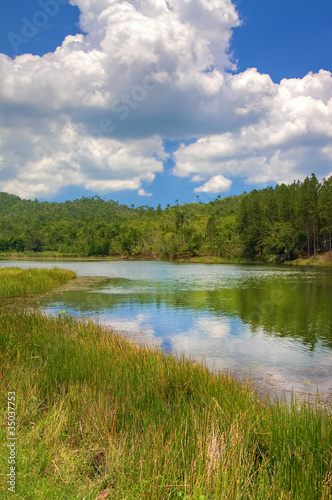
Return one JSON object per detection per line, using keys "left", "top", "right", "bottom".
{"left": 263, "top": 222, "right": 298, "bottom": 261}
{"left": 318, "top": 176, "right": 332, "bottom": 255}
{"left": 296, "top": 174, "right": 319, "bottom": 256}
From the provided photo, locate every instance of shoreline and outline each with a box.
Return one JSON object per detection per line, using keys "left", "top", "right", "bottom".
{"left": 1, "top": 291, "right": 332, "bottom": 408}
{"left": 2, "top": 273, "right": 332, "bottom": 408}
{"left": 1, "top": 252, "right": 332, "bottom": 266}
{"left": 1, "top": 268, "right": 332, "bottom": 407}
{"left": 283, "top": 254, "right": 332, "bottom": 267}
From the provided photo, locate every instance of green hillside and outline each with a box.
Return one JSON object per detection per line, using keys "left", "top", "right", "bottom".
{"left": 0, "top": 174, "right": 331, "bottom": 261}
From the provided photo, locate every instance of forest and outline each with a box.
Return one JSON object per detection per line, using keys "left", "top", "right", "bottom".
{"left": 0, "top": 173, "right": 331, "bottom": 262}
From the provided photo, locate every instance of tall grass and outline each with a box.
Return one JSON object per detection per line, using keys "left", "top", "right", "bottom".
{"left": 0, "top": 252, "right": 88, "bottom": 260}
{"left": 0, "top": 267, "right": 76, "bottom": 298}
{"left": 284, "top": 252, "right": 332, "bottom": 267}
{"left": 0, "top": 311, "right": 331, "bottom": 499}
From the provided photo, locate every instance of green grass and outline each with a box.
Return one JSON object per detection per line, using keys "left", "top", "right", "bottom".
{"left": 0, "top": 311, "right": 331, "bottom": 499}
{"left": 0, "top": 252, "right": 88, "bottom": 260}
{"left": 175, "top": 256, "right": 252, "bottom": 264}
{"left": 0, "top": 267, "right": 76, "bottom": 298}
{"left": 0, "top": 252, "right": 252, "bottom": 264}
{"left": 284, "top": 252, "right": 332, "bottom": 267}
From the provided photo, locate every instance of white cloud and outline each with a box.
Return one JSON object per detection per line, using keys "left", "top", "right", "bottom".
{"left": 194, "top": 174, "right": 232, "bottom": 193}
{"left": 0, "top": 0, "right": 240, "bottom": 198}
{"left": 174, "top": 69, "right": 332, "bottom": 185}
{"left": 0, "top": 120, "right": 165, "bottom": 198}
{"left": 138, "top": 189, "right": 153, "bottom": 196}
{"left": 191, "top": 174, "right": 205, "bottom": 182}
{"left": 322, "top": 146, "right": 332, "bottom": 161}
{"left": 0, "top": 0, "right": 331, "bottom": 198}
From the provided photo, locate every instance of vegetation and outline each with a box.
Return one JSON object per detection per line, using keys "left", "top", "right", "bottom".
{"left": 0, "top": 267, "right": 76, "bottom": 298}
{"left": 0, "top": 311, "right": 331, "bottom": 499}
{"left": 285, "top": 253, "right": 332, "bottom": 267}
{"left": 238, "top": 174, "right": 332, "bottom": 261}
{"left": 0, "top": 173, "right": 331, "bottom": 262}
{"left": 0, "top": 189, "right": 243, "bottom": 260}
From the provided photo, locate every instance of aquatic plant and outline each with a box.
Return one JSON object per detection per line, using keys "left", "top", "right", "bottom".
{"left": 0, "top": 267, "right": 76, "bottom": 299}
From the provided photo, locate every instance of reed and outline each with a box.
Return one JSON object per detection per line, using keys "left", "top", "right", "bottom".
{"left": 0, "top": 311, "right": 331, "bottom": 499}
{"left": 0, "top": 252, "right": 87, "bottom": 260}
{"left": 0, "top": 267, "right": 76, "bottom": 298}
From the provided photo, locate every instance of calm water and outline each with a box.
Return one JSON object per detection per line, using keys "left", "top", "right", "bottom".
{"left": 2, "top": 260, "right": 332, "bottom": 398}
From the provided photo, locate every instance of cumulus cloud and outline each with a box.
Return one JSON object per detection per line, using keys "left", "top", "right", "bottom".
{"left": 174, "top": 70, "right": 332, "bottom": 186}
{"left": 138, "top": 189, "right": 153, "bottom": 196}
{"left": 0, "top": 118, "right": 165, "bottom": 198}
{"left": 0, "top": 0, "right": 241, "bottom": 198}
{"left": 0, "top": 0, "right": 331, "bottom": 198}
{"left": 194, "top": 174, "right": 232, "bottom": 193}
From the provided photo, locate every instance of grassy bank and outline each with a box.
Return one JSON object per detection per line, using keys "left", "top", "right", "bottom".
{"left": 0, "top": 267, "right": 76, "bottom": 298}
{"left": 0, "top": 252, "right": 94, "bottom": 261}
{"left": 175, "top": 256, "right": 252, "bottom": 264}
{"left": 0, "top": 252, "right": 259, "bottom": 265}
{"left": 0, "top": 252, "right": 246, "bottom": 263}
{"left": 3, "top": 251, "right": 332, "bottom": 267}
{"left": 1, "top": 312, "right": 331, "bottom": 499}
{"left": 284, "top": 252, "right": 332, "bottom": 267}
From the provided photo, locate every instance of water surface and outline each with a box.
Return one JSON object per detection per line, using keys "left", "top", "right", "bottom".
{"left": 2, "top": 260, "right": 332, "bottom": 400}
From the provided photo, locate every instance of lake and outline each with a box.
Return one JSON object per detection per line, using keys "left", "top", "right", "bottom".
{"left": 2, "top": 260, "right": 332, "bottom": 401}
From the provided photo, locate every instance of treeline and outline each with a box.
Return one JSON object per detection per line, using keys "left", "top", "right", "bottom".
{"left": 0, "top": 174, "right": 331, "bottom": 261}
{"left": 238, "top": 174, "right": 332, "bottom": 259}
{"left": 0, "top": 192, "right": 241, "bottom": 259}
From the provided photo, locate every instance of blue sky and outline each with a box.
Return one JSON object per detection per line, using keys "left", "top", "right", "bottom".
{"left": 232, "top": 0, "right": 332, "bottom": 82}
{"left": 0, "top": 0, "right": 332, "bottom": 207}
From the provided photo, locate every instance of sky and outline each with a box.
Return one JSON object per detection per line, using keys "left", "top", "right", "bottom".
{"left": 0, "top": 0, "right": 331, "bottom": 207}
